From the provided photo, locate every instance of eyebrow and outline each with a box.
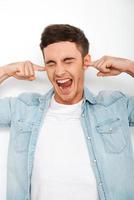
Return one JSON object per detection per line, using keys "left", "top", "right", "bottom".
{"left": 46, "top": 57, "right": 76, "bottom": 65}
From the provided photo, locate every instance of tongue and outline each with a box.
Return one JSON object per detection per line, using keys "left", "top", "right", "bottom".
{"left": 59, "top": 79, "right": 72, "bottom": 88}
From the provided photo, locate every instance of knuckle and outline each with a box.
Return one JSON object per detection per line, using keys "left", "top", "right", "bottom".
{"left": 103, "top": 55, "right": 108, "bottom": 60}
{"left": 25, "top": 60, "right": 31, "bottom": 64}
{"left": 24, "top": 60, "right": 32, "bottom": 67}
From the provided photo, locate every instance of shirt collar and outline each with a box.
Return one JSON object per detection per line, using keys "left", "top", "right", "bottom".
{"left": 83, "top": 86, "right": 96, "bottom": 104}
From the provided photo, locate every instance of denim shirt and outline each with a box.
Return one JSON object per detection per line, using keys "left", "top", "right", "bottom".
{"left": 0, "top": 87, "right": 134, "bottom": 200}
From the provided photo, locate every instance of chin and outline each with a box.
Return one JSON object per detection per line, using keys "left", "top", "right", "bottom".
{"left": 56, "top": 91, "right": 80, "bottom": 105}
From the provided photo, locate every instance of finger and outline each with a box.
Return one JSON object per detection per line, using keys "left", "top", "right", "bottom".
{"left": 89, "top": 59, "right": 104, "bottom": 70}
{"left": 33, "top": 64, "right": 46, "bottom": 71}
{"left": 28, "top": 76, "right": 36, "bottom": 81}
{"left": 13, "top": 75, "right": 25, "bottom": 80}
{"left": 88, "top": 60, "right": 98, "bottom": 66}
{"left": 28, "top": 64, "right": 35, "bottom": 77}
{"left": 89, "top": 56, "right": 105, "bottom": 66}
{"left": 97, "top": 72, "right": 111, "bottom": 77}
{"left": 95, "top": 60, "right": 105, "bottom": 71}
{"left": 97, "top": 60, "right": 105, "bottom": 68}
{"left": 97, "top": 69, "right": 121, "bottom": 77}
{"left": 19, "top": 65, "right": 25, "bottom": 76}
{"left": 98, "top": 62, "right": 111, "bottom": 73}
{"left": 24, "top": 62, "right": 31, "bottom": 77}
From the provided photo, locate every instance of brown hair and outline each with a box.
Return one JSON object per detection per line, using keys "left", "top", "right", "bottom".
{"left": 40, "top": 24, "right": 89, "bottom": 57}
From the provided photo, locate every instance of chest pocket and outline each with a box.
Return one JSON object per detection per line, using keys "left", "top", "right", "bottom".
{"left": 13, "top": 119, "right": 33, "bottom": 153}
{"left": 96, "top": 118, "right": 127, "bottom": 153}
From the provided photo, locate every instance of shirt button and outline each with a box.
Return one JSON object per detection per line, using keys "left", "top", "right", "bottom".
{"left": 18, "top": 119, "right": 23, "bottom": 122}
{"left": 99, "top": 182, "right": 102, "bottom": 186}
{"left": 87, "top": 136, "right": 91, "bottom": 140}
{"left": 93, "top": 159, "right": 97, "bottom": 163}
{"left": 81, "top": 113, "right": 85, "bottom": 117}
{"left": 108, "top": 128, "right": 112, "bottom": 132}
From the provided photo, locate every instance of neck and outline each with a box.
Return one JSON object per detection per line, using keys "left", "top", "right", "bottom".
{"left": 54, "top": 91, "right": 84, "bottom": 105}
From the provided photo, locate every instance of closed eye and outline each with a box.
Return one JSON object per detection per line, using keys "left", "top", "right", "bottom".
{"left": 47, "top": 64, "right": 55, "bottom": 67}
{"left": 46, "top": 62, "right": 56, "bottom": 67}
{"left": 64, "top": 57, "right": 75, "bottom": 64}
{"left": 65, "top": 61, "right": 73, "bottom": 64}
{"left": 46, "top": 60, "right": 56, "bottom": 67}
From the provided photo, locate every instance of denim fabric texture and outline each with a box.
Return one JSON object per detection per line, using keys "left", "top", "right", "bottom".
{"left": 0, "top": 87, "right": 134, "bottom": 200}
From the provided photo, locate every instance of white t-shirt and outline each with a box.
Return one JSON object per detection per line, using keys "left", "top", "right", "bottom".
{"left": 31, "top": 96, "right": 98, "bottom": 200}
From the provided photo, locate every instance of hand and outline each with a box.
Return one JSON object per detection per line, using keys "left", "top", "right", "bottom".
{"left": 89, "top": 56, "right": 134, "bottom": 77}
{"left": 2, "top": 61, "right": 46, "bottom": 81}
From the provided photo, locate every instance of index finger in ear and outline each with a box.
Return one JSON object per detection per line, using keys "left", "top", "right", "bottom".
{"left": 89, "top": 57, "right": 106, "bottom": 66}
{"left": 89, "top": 59, "right": 103, "bottom": 67}
{"left": 88, "top": 60, "right": 97, "bottom": 66}
{"left": 33, "top": 64, "right": 46, "bottom": 71}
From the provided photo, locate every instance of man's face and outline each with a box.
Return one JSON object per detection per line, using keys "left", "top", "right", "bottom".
{"left": 43, "top": 41, "right": 90, "bottom": 104}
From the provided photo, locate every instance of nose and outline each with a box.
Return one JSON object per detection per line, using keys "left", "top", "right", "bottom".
{"left": 55, "top": 64, "right": 66, "bottom": 77}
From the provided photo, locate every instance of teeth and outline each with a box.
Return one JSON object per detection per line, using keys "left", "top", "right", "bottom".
{"left": 56, "top": 79, "right": 70, "bottom": 84}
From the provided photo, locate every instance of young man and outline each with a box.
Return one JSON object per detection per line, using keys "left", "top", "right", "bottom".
{"left": 0, "top": 24, "right": 134, "bottom": 200}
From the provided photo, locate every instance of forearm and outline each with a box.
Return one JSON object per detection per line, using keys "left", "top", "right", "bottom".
{"left": 0, "top": 66, "right": 10, "bottom": 84}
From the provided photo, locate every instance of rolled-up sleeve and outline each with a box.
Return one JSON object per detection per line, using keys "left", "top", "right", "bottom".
{"left": 0, "top": 97, "right": 16, "bottom": 128}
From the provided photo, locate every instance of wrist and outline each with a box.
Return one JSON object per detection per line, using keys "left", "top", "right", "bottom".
{"left": 0, "top": 65, "right": 12, "bottom": 77}
{"left": 126, "top": 60, "right": 134, "bottom": 76}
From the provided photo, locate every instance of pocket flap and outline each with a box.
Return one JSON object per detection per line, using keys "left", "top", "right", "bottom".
{"left": 96, "top": 118, "right": 121, "bottom": 133}
{"left": 13, "top": 119, "right": 33, "bottom": 132}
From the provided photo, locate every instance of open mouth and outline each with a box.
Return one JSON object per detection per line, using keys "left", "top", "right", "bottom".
{"left": 56, "top": 78, "right": 73, "bottom": 93}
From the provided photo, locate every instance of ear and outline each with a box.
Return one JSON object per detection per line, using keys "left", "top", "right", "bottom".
{"left": 83, "top": 54, "right": 91, "bottom": 70}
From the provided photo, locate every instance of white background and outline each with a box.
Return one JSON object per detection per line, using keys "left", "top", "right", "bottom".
{"left": 0, "top": 0, "right": 134, "bottom": 199}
